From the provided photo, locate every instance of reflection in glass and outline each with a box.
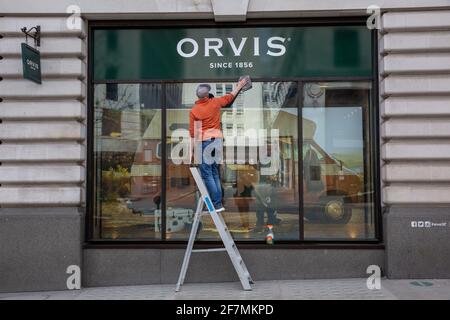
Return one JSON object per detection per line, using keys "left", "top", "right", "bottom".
{"left": 302, "top": 82, "right": 375, "bottom": 240}
{"left": 93, "top": 83, "right": 162, "bottom": 239}
{"left": 92, "top": 81, "right": 376, "bottom": 242}
{"left": 166, "top": 82, "right": 299, "bottom": 241}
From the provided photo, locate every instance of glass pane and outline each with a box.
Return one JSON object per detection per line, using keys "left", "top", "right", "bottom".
{"left": 166, "top": 82, "right": 299, "bottom": 241}
{"left": 302, "top": 82, "right": 375, "bottom": 240}
{"left": 93, "top": 83, "right": 162, "bottom": 239}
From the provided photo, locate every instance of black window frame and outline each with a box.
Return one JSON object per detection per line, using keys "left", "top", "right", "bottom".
{"left": 85, "top": 17, "right": 382, "bottom": 249}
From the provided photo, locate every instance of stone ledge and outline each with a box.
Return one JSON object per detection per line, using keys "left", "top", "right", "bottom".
{"left": 383, "top": 140, "right": 450, "bottom": 160}
{"left": 381, "top": 52, "right": 450, "bottom": 75}
{"left": 0, "top": 187, "right": 81, "bottom": 205}
{"left": 381, "top": 97, "right": 450, "bottom": 117}
{"left": 0, "top": 58, "right": 86, "bottom": 80}
{"left": 384, "top": 185, "right": 450, "bottom": 204}
{"left": 0, "top": 101, "right": 86, "bottom": 120}
{"left": 0, "top": 79, "right": 86, "bottom": 100}
{"left": 0, "top": 37, "right": 86, "bottom": 58}
{"left": 382, "top": 118, "right": 450, "bottom": 138}
{"left": 0, "top": 165, "right": 84, "bottom": 184}
{"left": 381, "top": 74, "right": 450, "bottom": 97}
{"left": 0, "top": 121, "right": 85, "bottom": 141}
{"left": 83, "top": 248, "right": 384, "bottom": 287}
{"left": 0, "top": 142, "right": 84, "bottom": 162}
{"left": 384, "top": 162, "right": 450, "bottom": 182}
{"left": 383, "top": 10, "right": 450, "bottom": 32}
{"left": 381, "top": 31, "right": 450, "bottom": 54}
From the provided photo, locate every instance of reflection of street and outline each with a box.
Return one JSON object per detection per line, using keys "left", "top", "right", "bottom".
{"left": 99, "top": 201, "right": 157, "bottom": 239}
{"left": 305, "top": 207, "right": 375, "bottom": 239}
{"left": 99, "top": 200, "right": 373, "bottom": 240}
{"left": 211, "top": 212, "right": 297, "bottom": 240}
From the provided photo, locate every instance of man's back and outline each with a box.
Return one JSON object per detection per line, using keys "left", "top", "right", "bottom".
{"left": 189, "top": 94, "right": 234, "bottom": 140}
{"left": 188, "top": 79, "right": 248, "bottom": 212}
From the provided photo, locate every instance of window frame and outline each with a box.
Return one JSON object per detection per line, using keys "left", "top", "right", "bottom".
{"left": 85, "top": 18, "right": 382, "bottom": 248}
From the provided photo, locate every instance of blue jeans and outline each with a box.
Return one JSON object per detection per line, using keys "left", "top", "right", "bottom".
{"left": 199, "top": 138, "right": 223, "bottom": 208}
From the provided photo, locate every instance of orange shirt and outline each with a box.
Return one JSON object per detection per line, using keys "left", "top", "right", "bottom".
{"left": 189, "top": 93, "right": 235, "bottom": 140}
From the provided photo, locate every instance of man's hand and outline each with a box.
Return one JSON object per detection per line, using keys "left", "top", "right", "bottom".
{"left": 231, "top": 77, "right": 249, "bottom": 96}
{"left": 238, "top": 77, "right": 248, "bottom": 89}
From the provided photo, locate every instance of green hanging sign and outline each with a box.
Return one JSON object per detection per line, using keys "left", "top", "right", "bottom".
{"left": 21, "top": 43, "right": 42, "bottom": 84}
{"left": 92, "top": 25, "right": 373, "bottom": 81}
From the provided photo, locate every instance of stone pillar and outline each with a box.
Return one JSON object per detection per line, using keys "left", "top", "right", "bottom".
{"left": 380, "top": 10, "right": 450, "bottom": 278}
{"left": 0, "top": 16, "right": 87, "bottom": 292}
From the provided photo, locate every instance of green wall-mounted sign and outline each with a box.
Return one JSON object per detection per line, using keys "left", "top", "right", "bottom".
{"left": 93, "top": 26, "right": 372, "bottom": 81}
{"left": 21, "top": 43, "right": 42, "bottom": 84}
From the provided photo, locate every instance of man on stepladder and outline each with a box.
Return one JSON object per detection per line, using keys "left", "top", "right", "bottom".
{"left": 176, "top": 77, "right": 253, "bottom": 292}
{"left": 189, "top": 77, "right": 249, "bottom": 212}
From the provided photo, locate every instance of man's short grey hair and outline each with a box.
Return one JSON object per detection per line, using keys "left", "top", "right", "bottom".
{"left": 196, "top": 84, "right": 211, "bottom": 98}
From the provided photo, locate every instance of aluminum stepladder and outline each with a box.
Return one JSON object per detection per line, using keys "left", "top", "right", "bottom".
{"left": 175, "top": 167, "right": 254, "bottom": 292}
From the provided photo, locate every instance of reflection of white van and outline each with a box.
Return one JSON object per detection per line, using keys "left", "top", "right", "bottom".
{"left": 275, "top": 111, "right": 364, "bottom": 224}
{"left": 129, "top": 106, "right": 363, "bottom": 225}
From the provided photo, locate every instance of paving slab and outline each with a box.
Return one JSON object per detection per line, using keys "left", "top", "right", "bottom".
{"left": 1, "top": 278, "right": 450, "bottom": 300}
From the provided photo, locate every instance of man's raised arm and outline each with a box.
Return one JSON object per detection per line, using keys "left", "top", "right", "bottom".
{"left": 218, "top": 77, "right": 249, "bottom": 107}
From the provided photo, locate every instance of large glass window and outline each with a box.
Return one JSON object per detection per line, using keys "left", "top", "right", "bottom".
{"left": 302, "top": 82, "right": 375, "bottom": 240}
{"left": 93, "top": 83, "right": 162, "bottom": 239}
{"left": 91, "top": 80, "right": 377, "bottom": 242}
{"left": 90, "top": 23, "right": 380, "bottom": 243}
{"left": 165, "top": 82, "right": 299, "bottom": 241}
{"left": 90, "top": 24, "right": 378, "bottom": 243}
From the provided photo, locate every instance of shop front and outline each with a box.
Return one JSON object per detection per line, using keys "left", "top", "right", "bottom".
{"left": 88, "top": 21, "right": 380, "bottom": 246}
{"left": 2, "top": 1, "right": 450, "bottom": 293}
{"left": 78, "top": 20, "right": 385, "bottom": 286}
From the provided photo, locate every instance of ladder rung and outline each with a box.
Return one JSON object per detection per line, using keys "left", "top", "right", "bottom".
{"left": 192, "top": 248, "right": 227, "bottom": 253}
{"left": 177, "top": 168, "right": 253, "bottom": 292}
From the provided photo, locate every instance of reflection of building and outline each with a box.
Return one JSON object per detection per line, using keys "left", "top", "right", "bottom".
{"left": 179, "top": 82, "right": 264, "bottom": 146}
{"left": 125, "top": 82, "right": 302, "bottom": 214}
{"left": 94, "top": 83, "right": 155, "bottom": 154}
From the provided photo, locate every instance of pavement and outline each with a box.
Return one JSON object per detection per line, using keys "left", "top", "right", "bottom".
{"left": 1, "top": 278, "right": 450, "bottom": 300}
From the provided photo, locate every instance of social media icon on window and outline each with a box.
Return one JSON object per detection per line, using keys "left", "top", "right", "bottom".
{"left": 411, "top": 221, "right": 417, "bottom": 227}
{"left": 418, "top": 221, "right": 424, "bottom": 228}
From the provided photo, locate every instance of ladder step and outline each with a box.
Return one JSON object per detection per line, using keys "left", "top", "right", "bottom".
{"left": 176, "top": 167, "right": 253, "bottom": 292}
{"left": 192, "top": 248, "right": 227, "bottom": 253}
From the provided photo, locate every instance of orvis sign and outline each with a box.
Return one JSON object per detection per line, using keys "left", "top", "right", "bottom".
{"left": 176, "top": 36, "right": 287, "bottom": 58}
{"left": 21, "top": 43, "right": 41, "bottom": 84}
{"left": 93, "top": 26, "right": 372, "bottom": 81}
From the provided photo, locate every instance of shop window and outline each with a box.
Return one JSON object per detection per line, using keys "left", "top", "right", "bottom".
{"left": 90, "top": 25, "right": 377, "bottom": 243}
{"left": 92, "top": 81, "right": 376, "bottom": 242}
{"left": 164, "top": 82, "right": 299, "bottom": 241}
{"left": 302, "top": 82, "right": 375, "bottom": 240}
{"left": 92, "top": 83, "right": 162, "bottom": 239}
